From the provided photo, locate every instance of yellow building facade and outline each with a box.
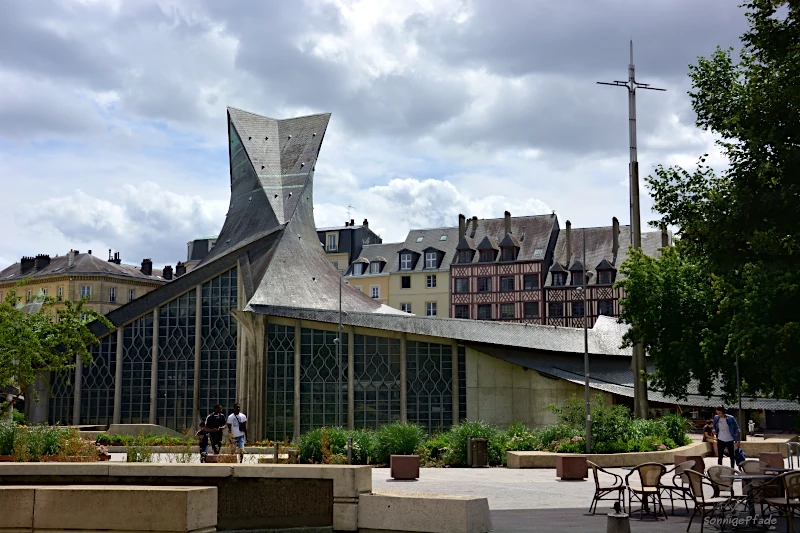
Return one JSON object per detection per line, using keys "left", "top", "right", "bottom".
{"left": 0, "top": 251, "right": 167, "bottom": 314}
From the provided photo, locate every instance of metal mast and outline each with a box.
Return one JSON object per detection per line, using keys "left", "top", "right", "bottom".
{"left": 597, "top": 41, "right": 665, "bottom": 418}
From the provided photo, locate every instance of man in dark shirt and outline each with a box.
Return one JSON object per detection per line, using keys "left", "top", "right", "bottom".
{"left": 205, "top": 404, "right": 226, "bottom": 455}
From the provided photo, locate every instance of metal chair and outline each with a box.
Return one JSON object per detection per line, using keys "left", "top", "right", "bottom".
{"left": 685, "top": 469, "right": 730, "bottom": 533}
{"left": 587, "top": 461, "right": 626, "bottom": 515}
{"left": 625, "top": 462, "right": 668, "bottom": 520}
{"left": 660, "top": 460, "right": 695, "bottom": 515}
{"left": 707, "top": 465, "right": 737, "bottom": 499}
{"left": 762, "top": 471, "right": 800, "bottom": 533}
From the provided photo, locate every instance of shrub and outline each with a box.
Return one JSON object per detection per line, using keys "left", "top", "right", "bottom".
{"left": 348, "top": 429, "right": 375, "bottom": 465}
{"left": 532, "top": 423, "right": 582, "bottom": 452}
{"left": 95, "top": 433, "right": 112, "bottom": 445}
{"left": 297, "top": 427, "right": 349, "bottom": 464}
{"left": 56, "top": 429, "right": 99, "bottom": 461}
{"left": 417, "top": 433, "right": 451, "bottom": 467}
{"left": 126, "top": 433, "right": 154, "bottom": 462}
{"left": 12, "top": 410, "right": 24, "bottom": 426}
{"left": 662, "top": 414, "right": 691, "bottom": 446}
{"left": 556, "top": 436, "right": 587, "bottom": 454}
{"left": 446, "top": 420, "right": 504, "bottom": 466}
{"left": 0, "top": 421, "right": 15, "bottom": 455}
{"left": 503, "top": 422, "right": 537, "bottom": 452}
{"left": 373, "top": 422, "right": 426, "bottom": 465}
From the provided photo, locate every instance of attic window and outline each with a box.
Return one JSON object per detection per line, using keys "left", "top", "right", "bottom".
{"left": 501, "top": 247, "right": 517, "bottom": 261}
{"left": 370, "top": 261, "right": 381, "bottom": 274}
{"left": 533, "top": 248, "right": 544, "bottom": 259}
{"left": 416, "top": 236, "right": 424, "bottom": 243}
{"left": 440, "top": 235, "right": 447, "bottom": 241}
{"left": 552, "top": 272, "right": 567, "bottom": 286}
{"left": 597, "top": 270, "right": 615, "bottom": 285}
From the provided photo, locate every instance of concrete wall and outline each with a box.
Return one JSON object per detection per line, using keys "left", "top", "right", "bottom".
{"left": 465, "top": 346, "right": 612, "bottom": 428}
{"left": 388, "top": 271, "right": 451, "bottom": 317}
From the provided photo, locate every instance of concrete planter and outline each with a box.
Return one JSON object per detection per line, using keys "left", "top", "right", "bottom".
{"left": 390, "top": 455, "right": 420, "bottom": 480}
{"left": 555, "top": 455, "right": 587, "bottom": 480}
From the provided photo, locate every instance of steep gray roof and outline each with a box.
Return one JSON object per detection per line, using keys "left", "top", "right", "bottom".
{"left": 545, "top": 224, "right": 666, "bottom": 286}
{"left": 0, "top": 253, "right": 167, "bottom": 284}
{"left": 456, "top": 214, "right": 557, "bottom": 264}
{"left": 389, "top": 226, "right": 461, "bottom": 273}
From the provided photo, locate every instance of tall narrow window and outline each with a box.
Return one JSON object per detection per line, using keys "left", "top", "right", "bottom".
{"left": 41, "top": 288, "right": 47, "bottom": 297}
{"left": 426, "top": 302, "right": 437, "bottom": 316}
{"left": 109, "top": 287, "right": 117, "bottom": 303}
{"left": 129, "top": 289, "right": 135, "bottom": 302}
{"left": 370, "top": 286, "right": 380, "bottom": 299}
{"left": 80, "top": 285, "right": 91, "bottom": 299}
{"left": 57, "top": 286, "right": 63, "bottom": 302}
{"left": 26, "top": 290, "right": 32, "bottom": 302}
{"left": 327, "top": 234, "right": 337, "bottom": 251}
{"left": 425, "top": 252, "right": 438, "bottom": 269}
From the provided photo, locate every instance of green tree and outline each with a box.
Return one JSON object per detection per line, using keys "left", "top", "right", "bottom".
{"left": 0, "top": 282, "right": 112, "bottom": 416}
{"left": 619, "top": 1, "right": 800, "bottom": 401}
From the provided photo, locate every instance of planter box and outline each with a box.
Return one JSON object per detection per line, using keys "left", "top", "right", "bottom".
{"left": 759, "top": 452, "right": 784, "bottom": 468}
{"left": 206, "top": 454, "right": 238, "bottom": 464}
{"left": 390, "top": 455, "right": 420, "bottom": 480}
{"left": 555, "top": 455, "right": 587, "bottom": 480}
{"left": 674, "top": 454, "right": 706, "bottom": 473}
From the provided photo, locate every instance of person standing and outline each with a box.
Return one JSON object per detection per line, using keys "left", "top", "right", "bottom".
{"left": 227, "top": 403, "right": 248, "bottom": 463}
{"left": 713, "top": 406, "right": 740, "bottom": 468}
{"left": 205, "top": 404, "right": 226, "bottom": 455}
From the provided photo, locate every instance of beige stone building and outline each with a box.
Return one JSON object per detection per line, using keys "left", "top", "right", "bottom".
{"left": 0, "top": 250, "right": 167, "bottom": 315}
{"left": 345, "top": 242, "right": 402, "bottom": 305}
{"left": 386, "top": 226, "right": 460, "bottom": 317}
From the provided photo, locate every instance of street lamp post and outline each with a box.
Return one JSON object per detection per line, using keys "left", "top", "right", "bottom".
{"left": 581, "top": 230, "right": 594, "bottom": 454}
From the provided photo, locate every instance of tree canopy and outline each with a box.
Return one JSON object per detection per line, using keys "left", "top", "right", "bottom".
{"left": 0, "top": 282, "right": 111, "bottom": 415}
{"left": 618, "top": 0, "right": 800, "bottom": 401}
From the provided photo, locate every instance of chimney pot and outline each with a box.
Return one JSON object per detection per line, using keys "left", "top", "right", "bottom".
{"left": 458, "top": 214, "right": 466, "bottom": 238}
{"left": 504, "top": 211, "right": 512, "bottom": 235}
{"left": 163, "top": 265, "right": 173, "bottom": 281}
{"left": 141, "top": 258, "right": 153, "bottom": 276}
{"left": 175, "top": 262, "right": 186, "bottom": 277}
{"left": 566, "top": 221, "right": 572, "bottom": 268}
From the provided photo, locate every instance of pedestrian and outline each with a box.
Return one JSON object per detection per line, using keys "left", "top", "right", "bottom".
{"left": 205, "top": 404, "right": 226, "bottom": 455}
{"left": 227, "top": 403, "right": 248, "bottom": 463}
{"left": 702, "top": 419, "right": 718, "bottom": 458}
{"left": 196, "top": 421, "right": 209, "bottom": 463}
{"left": 713, "top": 405, "right": 740, "bottom": 469}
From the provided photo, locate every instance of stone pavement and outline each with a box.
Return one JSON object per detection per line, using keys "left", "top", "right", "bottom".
{"left": 372, "top": 456, "right": 790, "bottom": 533}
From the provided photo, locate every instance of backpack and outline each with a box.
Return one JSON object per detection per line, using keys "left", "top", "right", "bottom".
{"left": 734, "top": 446, "right": 746, "bottom": 466}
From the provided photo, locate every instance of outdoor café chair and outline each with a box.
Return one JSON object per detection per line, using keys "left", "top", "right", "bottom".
{"left": 587, "top": 461, "right": 626, "bottom": 515}
{"left": 660, "top": 460, "right": 695, "bottom": 515}
{"left": 762, "top": 470, "right": 800, "bottom": 533}
{"left": 685, "top": 469, "right": 730, "bottom": 533}
{"left": 625, "top": 462, "right": 668, "bottom": 520}
{"left": 707, "top": 465, "right": 737, "bottom": 499}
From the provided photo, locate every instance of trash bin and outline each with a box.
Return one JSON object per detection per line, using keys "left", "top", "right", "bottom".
{"left": 471, "top": 438, "right": 488, "bottom": 467}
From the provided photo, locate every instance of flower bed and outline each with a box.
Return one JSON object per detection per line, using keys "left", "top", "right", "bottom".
{"left": 0, "top": 421, "right": 103, "bottom": 462}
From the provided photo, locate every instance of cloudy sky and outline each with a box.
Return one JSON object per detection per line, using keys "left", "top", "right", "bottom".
{"left": 0, "top": 0, "right": 748, "bottom": 268}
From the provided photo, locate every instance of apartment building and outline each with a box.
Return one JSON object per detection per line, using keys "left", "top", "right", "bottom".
{"left": 449, "top": 212, "right": 559, "bottom": 323}
{"left": 386, "top": 226, "right": 461, "bottom": 317}
{"left": 317, "top": 219, "right": 382, "bottom": 273}
{"left": 344, "top": 242, "right": 403, "bottom": 305}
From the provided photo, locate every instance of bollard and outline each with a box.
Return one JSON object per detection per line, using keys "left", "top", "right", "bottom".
{"left": 606, "top": 512, "right": 631, "bottom": 533}
{"left": 347, "top": 437, "right": 353, "bottom": 465}
{"left": 274, "top": 442, "right": 279, "bottom": 464}
{"left": 466, "top": 437, "right": 473, "bottom": 467}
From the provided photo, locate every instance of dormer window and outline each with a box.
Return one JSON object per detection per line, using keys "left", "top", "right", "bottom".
{"left": 501, "top": 247, "right": 517, "bottom": 261}
{"left": 425, "top": 252, "right": 438, "bottom": 269}
{"left": 400, "top": 253, "right": 413, "bottom": 270}
{"left": 370, "top": 261, "right": 381, "bottom": 274}
{"left": 327, "top": 234, "right": 337, "bottom": 251}
{"left": 552, "top": 272, "right": 567, "bottom": 286}
{"left": 597, "top": 270, "right": 613, "bottom": 284}
{"left": 458, "top": 250, "right": 473, "bottom": 264}
{"left": 353, "top": 263, "right": 363, "bottom": 275}
{"left": 480, "top": 250, "right": 495, "bottom": 262}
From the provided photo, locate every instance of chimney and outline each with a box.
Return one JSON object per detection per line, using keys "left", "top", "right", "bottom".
{"left": 108, "top": 249, "right": 112, "bottom": 261}
{"left": 612, "top": 217, "right": 620, "bottom": 262}
{"left": 350, "top": 219, "right": 355, "bottom": 227}
{"left": 661, "top": 223, "right": 669, "bottom": 247}
{"left": 471, "top": 216, "right": 478, "bottom": 235}
{"left": 20, "top": 256, "right": 35, "bottom": 274}
{"left": 88, "top": 249, "right": 92, "bottom": 255}
{"left": 504, "top": 211, "right": 511, "bottom": 235}
{"left": 163, "top": 265, "right": 173, "bottom": 280}
{"left": 115, "top": 252, "right": 121, "bottom": 265}
{"left": 565, "top": 221, "right": 572, "bottom": 268}
{"left": 67, "top": 250, "right": 76, "bottom": 268}
{"left": 363, "top": 218, "right": 369, "bottom": 229}
{"left": 141, "top": 258, "right": 153, "bottom": 276}
{"left": 175, "top": 262, "right": 186, "bottom": 277}
{"left": 458, "top": 214, "right": 466, "bottom": 238}
{"left": 34, "top": 254, "right": 51, "bottom": 270}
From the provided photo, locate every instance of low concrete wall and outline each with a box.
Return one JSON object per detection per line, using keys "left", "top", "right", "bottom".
{"left": 0, "top": 462, "right": 370, "bottom": 531}
{"left": 0, "top": 484, "right": 216, "bottom": 533}
{"left": 359, "top": 489, "right": 492, "bottom": 533}
{"left": 740, "top": 438, "right": 797, "bottom": 457}
{"left": 507, "top": 441, "right": 711, "bottom": 469}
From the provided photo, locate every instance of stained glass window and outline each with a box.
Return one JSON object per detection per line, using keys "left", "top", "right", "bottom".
{"left": 200, "top": 268, "right": 238, "bottom": 418}
{"left": 353, "top": 335, "right": 401, "bottom": 429}
{"left": 406, "top": 341, "right": 453, "bottom": 433}
{"left": 121, "top": 313, "right": 153, "bottom": 424}
{"left": 48, "top": 372, "right": 74, "bottom": 425}
{"left": 300, "top": 328, "right": 347, "bottom": 433}
{"left": 266, "top": 324, "right": 295, "bottom": 442}
{"left": 80, "top": 334, "right": 117, "bottom": 426}
{"left": 157, "top": 290, "right": 196, "bottom": 432}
